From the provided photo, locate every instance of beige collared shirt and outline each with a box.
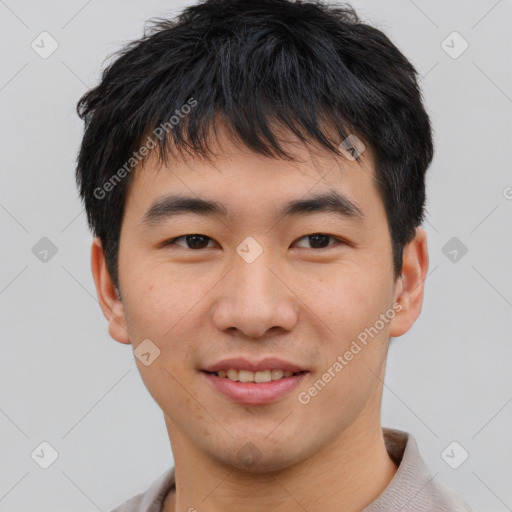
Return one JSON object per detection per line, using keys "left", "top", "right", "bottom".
{"left": 111, "top": 428, "right": 472, "bottom": 512}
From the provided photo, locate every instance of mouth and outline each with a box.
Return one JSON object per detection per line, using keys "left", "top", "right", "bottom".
{"left": 201, "top": 367, "right": 309, "bottom": 405}
{"left": 201, "top": 357, "right": 310, "bottom": 404}
{"left": 203, "top": 369, "right": 307, "bottom": 383}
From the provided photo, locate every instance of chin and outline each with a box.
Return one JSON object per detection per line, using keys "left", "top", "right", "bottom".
{"left": 230, "top": 457, "right": 299, "bottom": 475}
{"left": 211, "top": 443, "right": 311, "bottom": 475}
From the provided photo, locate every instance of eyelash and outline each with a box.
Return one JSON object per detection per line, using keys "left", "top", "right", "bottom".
{"left": 162, "top": 233, "right": 346, "bottom": 250}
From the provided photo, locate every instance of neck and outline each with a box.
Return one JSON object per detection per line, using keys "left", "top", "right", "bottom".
{"left": 163, "top": 415, "right": 397, "bottom": 512}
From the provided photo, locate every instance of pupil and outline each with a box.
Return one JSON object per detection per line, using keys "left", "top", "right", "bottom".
{"left": 309, "top": 234, "right": 329, "bottom": 249}
{"left": 187, "top": 235, "right": 209, "bottom": 249}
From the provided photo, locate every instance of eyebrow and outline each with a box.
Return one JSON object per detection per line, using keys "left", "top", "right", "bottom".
{"left": 140, "top": 190, "right": 364, "bottom": 226}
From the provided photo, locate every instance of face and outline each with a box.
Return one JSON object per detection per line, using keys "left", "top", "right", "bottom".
{"left": 93, "top": 125, "right": 426, "bottom": 473}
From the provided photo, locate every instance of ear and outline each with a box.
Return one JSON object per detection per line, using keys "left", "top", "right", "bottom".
{"left": 389, "top": 227, "right": 429, "bottom": 338}
{"left": 90, "top": 237, "right": 131, "bottom": 344}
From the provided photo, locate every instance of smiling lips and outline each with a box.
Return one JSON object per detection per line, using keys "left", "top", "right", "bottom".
{"left": 207, "top": 368, "right": 302, "bottom": 383}
{"left": 202, "top": 356, "right": 307, "bottom": 382}
{"left": 201, "top": 357, "right": 309, "bottom": 404}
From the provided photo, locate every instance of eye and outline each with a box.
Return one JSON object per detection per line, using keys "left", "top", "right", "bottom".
{"left": 164, "top": 234, "right": 217, "bottom": 250}
{"left": 162, "top": 233, "right": 345, "bottom": 250}
{"left": 294, "top": 233, "right": 343, "bottom": 249}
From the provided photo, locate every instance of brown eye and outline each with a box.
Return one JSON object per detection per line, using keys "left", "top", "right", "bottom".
{"left": 294, "top": 233, "right": 341, "bottom": 249}
{"left": 166, "top": 234, "right": 215, "bottom": 249}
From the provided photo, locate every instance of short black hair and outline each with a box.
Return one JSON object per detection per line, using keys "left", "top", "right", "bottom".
{"left": 76, "top": 0, "right": 434, "bottom": 292}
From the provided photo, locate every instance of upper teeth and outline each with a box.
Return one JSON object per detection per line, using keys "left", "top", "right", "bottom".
{"left": 214, "top": 369, "right": 296, "bottom": 382}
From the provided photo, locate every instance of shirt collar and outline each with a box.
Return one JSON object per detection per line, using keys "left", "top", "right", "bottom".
{"left": 138, "top": 428, "right": 438, "bottom": 512}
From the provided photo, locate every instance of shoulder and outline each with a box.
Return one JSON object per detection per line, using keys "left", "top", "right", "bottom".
{"left": 431, "top": 481, "right": 473, "bottom": 511}
{"left": 364, "top": 429, "right": 472, "bottom": 512}
{"left": 110, "top": 468, "right": 175, "bottom": 512}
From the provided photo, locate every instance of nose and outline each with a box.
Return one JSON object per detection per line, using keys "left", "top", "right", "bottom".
{"left": 211, "top": 250, "right": 299, "bottom": 339}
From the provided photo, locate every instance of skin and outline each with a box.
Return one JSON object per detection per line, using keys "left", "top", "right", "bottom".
{"left": 91, "top": 124, "right": 429, "bottom": 512}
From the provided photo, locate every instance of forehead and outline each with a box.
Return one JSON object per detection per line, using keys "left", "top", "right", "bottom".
{"left": 123, "top": 124, "right": 380, "bottom": 223}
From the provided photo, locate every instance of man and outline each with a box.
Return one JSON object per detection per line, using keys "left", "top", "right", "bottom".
{"left": 75, "top": 0, "right": 472, "bottom": 510}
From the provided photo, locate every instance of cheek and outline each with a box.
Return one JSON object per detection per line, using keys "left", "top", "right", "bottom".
{"left": 312, "top": 265, "right": 389, "bottom": 334}
{"left": 123, "top": 275, "right": 202, "bottom": 411}
{"left": 121, "top": 267, "right": 214, "bottom": 394}
{"left": 308, "top": 266, "right": 393, "bottom": 400}
{"left": 122, "top": 263, "right": 211, "bottom": 340}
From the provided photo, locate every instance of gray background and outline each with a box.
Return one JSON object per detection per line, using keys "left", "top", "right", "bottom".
{"left": 1, "top": 0, "right": 511, "bottom": 510}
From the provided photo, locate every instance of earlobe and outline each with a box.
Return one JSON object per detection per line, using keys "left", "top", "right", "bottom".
{"left": 90, "top": 237, "right": 131, "bottom": 344}
{"left": 389, "top": 227, "right": 429, "bottom": 338}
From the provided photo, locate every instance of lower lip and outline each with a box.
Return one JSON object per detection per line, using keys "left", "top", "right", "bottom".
{"left": 202, "top": 371, "right": 309, "bottom": 405}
